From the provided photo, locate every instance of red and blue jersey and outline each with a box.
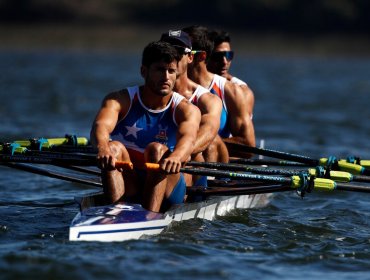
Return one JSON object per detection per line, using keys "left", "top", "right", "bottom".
{"left": 188, "top": 85, "right": 209, "bottom": 106}
{"left": 110, "top": 86, "right": 184, "bottom": 167}
{"left": 208, "top": 75, "right": 231, "bottom": 138}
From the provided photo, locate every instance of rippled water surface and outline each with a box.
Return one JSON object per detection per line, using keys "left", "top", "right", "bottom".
{"left": 1, "top": 49, "right": 370, "bottom": 279}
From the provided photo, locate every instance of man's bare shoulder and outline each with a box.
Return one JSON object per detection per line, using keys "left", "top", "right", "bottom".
{"left": 103, "top": 88, "right": 129, "bottom": 102}
{"left": 198, "top": 91, "right": 221, "bottom": 106}
{"left": 175, "top": 98, "right": 201, "bottom": 122}
{"left": 99, "top": 88, "right": 131, "bottom": 116}
{"left": 224, "top": 80, "right": 245, "bottom": 98}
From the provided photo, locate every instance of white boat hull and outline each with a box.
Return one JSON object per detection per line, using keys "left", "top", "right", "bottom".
{"left": 69, "top": 193, "right": 271, "bottom": 242}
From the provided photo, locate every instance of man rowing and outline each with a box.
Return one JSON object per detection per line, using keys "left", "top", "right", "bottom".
{"left": 183, "top": 25, "right": 256, "bottom": 161}
{"left": 207, "top": 29, "right": 255, "bottom": 116}
{"left": 90, "top": 41, "right": 201, "bottom": 212}
{"left": 160, "top": 30, "right": 222, "bottom": 185}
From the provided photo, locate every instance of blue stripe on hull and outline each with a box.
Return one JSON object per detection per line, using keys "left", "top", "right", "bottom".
{"left": 77, "top": 225, "right": 166, "bottom": 239}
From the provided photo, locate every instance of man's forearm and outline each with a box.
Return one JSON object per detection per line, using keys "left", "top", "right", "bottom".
{"left": 193, "top": 123, "right": 219, "bottom": 154}
{"left": 90, "top": 123, "right": 111, "bottom": 150}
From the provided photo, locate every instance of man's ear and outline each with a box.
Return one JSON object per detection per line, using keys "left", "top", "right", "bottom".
{"left": 200, "top": 52, "right": 207, "bottom": 60}
{"left": 140, "top": 65, "right": 147, "bottom": 78}
{"left": 187, "top": 54, "right": 194, "bottom": 64}
{"left": 199, "top": 52, "right": 207, "bottom": 61}
{"left": 191, "top": 52, "right": 207, "bottom": 63}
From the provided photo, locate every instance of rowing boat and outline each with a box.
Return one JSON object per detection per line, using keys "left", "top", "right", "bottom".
{"left": 5, "top": 136, "right": 369, "bottom": 242}
{"left": 0, "top": 137, "right": 277, "bottom": 242}
{"left": 69, "top": 190, "right": 272, "bottom": 242}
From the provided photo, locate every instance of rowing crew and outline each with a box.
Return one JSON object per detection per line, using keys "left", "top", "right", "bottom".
{"left": 91, "top": 26, "right": 256, "bottom": 213}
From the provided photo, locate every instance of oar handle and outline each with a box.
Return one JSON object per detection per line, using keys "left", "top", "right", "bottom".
{"left": 115, "top": 161, "right": 134, "bottom": 170}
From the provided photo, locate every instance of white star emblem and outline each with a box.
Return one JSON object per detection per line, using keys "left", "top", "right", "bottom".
{"left": 125, "top": 122, "right": 143, "bottom": 139}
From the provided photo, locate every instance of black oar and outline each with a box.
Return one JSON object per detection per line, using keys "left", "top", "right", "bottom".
{"left": 0, "top": 153, "right": 97, "bottom": 166}
{"left": 144, "top": 163, "right": 370, "bottom": 194}
{"left": 3, "top": 162, "right": 102, "bottom": 187}
{"left": 186, "top": 161, "right": 370, "bottom": 183}
{"left": 187, "top": 184, "right": 292, "bottom": 197}
{"left": 230, "top": 158, "right": 310, "bottom": 167}
{"left": 1, "top": 162, "right": 290, "bottom": 198}
{"left": 224, "top": 140, "right": 370, "bottom": 176}
{"left": 53, "top": 164, "right": 101, "bottom": 176}
{"left": 0, "top": 153, "right": 133, "bottom": 169}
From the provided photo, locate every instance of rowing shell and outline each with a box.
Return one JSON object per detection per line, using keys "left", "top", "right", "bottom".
{"left": 69, "top": 192, "right": 271, "bottom": 242}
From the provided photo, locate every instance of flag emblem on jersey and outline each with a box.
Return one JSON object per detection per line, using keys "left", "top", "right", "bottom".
{"left": 155, "top": 125, "right": 168, "bottom": 143}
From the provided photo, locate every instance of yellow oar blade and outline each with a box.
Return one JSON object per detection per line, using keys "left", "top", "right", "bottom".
{"left": 291, "top": 175, "right": 337, "bottom": 191}
{"left": 319, "top": 158, "right": 365, "bottom": 175}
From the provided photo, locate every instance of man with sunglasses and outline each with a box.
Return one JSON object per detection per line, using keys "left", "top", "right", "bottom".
{"left": 207, "top": 29, "right": 255, "bottom": 117}
{"left": 160, "top": 30, "right": 223, "bottom": 184}
{"left": 183, "top": 25, "right": 255, "bottom": 161}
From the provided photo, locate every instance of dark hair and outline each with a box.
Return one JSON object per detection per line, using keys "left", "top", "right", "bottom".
{"left": 208, "top": 29, "right": 231, "bottom": 47}
{"left": 142, "top": 41, "right": 180, "bottom": 67}
{"left": 182, "top": 25, "right": 214, "bottom": 58}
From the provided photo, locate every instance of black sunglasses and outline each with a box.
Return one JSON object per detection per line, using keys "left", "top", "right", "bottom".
{"left": 211, "top": 51, "right": 234, "bottom": 61}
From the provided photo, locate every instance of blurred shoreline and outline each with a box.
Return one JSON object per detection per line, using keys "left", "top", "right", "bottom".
{"left": 1, "top": 24, "right": 370, "bottom": 57}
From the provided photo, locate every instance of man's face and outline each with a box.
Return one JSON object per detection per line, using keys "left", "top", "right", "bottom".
{"left": 176, "top": 52, "right": 192, "bottom": 77}
{"left": 207, "top": 42, "right": 232, "bottom": 77}
{"left": 143, "top": 60, "right": 178, "bottom": 96}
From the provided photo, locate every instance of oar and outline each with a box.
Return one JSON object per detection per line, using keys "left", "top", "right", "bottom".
{"left": 143, "top": 163, "right": 370, "bottom": 194}
{"left": 223, "top": 140, "right": 370, "bottom": 176}
{"left": 185, "top": 161, "right": 370, "bottom": 183}
{"left": 230, "top": 158, "right": 310, "bottom": 167}
{"left": 0, "top": 136, "right": 89, "bottom": 151}
{"left": 187, "top": 184, "right": 292, "bottom": 197}
{"left": 2, "top": 162, "right": 292, "bottom": 198}
{"left": 0, "top": 153, "right": 134, "bottom": 170}
{"left": 53, "top": 164, "right": 101, "bottom": 176}
{"left": 0, "top": 153, "right": 97, "bottom": 166}
{"left": 3, "top": 162, "right": 102, "bottom": 187}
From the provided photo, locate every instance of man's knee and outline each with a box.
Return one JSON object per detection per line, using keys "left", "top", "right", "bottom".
{"left": 144, "top": 142, "right": 169, "bottom": 163}
{"left": 109, "top": 141, "right": 129, "bottom": 160}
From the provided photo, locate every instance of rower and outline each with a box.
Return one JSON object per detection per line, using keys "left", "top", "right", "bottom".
{"left": 183, "top": 25, "right": 256, "bottom": 161}
{"left": 90, "top": 41, "right": 201, "bottom": 212}
{"left": 207, "top": 29, "right": 255, "bottom": 116}
{"left": 160, "top": 30, "right": 222, "bottom": 185}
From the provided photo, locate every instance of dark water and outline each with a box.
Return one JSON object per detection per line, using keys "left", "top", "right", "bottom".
{"left": 1, "top": 49, "right": 370, "bottom": 279}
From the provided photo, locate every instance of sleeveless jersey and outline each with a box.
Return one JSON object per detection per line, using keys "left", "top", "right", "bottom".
{"left": 110, "top": 86, "right": 184, "bottom": 165}
{"left": 208, "top": 74, "right": 231, "bottom": 138}
{"left": 230, "top": 76, "right": 247, "bottom": 86}
{"left": 188, "top": 85, "right": 209, "bottom": 106}
{"left": 230, "top": 76, "right": 253, "bottom": 120}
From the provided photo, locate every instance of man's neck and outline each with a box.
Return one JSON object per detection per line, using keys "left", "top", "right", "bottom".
{"left": 188, "top": 63, "right": 214, "bottom": 90}
{"left": 174, "top": 73, "right": 194, "bottom": 99}
{"left": 139, "top": 85, "right": 172, "bottom": 110}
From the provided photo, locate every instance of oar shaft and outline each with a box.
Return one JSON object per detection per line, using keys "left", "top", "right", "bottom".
{"left": 336, "top": 183, "right": 370, "bottom": 193}
{"left": 225, "top": 141, "right": 370, "bottom": 175}
{"left": 230, "top": 158, "right": 310, "bottom": 166}
{"left": 1, "top": 153, "right": 133, "bottom": 169}
{"left": 352, "top": 175, "right": 370, "bottom": 183}
{"left": 187, "top": 161, "right": 301, "bottom": 176}
{"left": 187, "top": 184, "right": 292, "bottom": 197}
{"left": 224, "top": 140, "right": 319, "bottom": 165}
{"left": 0, "top": 154, "right": 96, "bottom": 166}
{"left": 144, "top": 162, "right": 292, "bottom": 184}
{"left": 3, "top": 162, "right": 102, "bottom": 187}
